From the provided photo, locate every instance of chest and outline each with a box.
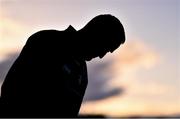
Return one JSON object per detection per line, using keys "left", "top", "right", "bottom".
{"left": 61, "top": 59, "right": 88, "bottom": 93}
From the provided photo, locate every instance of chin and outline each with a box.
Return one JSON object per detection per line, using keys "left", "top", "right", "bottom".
{"left": 85, "top": 57, "right": 92, "bottom": 61}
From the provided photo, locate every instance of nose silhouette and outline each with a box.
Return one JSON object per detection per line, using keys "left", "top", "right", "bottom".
{"left": 99, "top": 52, "right": 108, "bottom": 58}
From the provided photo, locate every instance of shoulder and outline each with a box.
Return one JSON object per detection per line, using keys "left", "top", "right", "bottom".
{"left": 25, "top": 30, "right": 63, "bottom": 46}
{"left": 28, "top": 30, "right": 61, "bottom": 39}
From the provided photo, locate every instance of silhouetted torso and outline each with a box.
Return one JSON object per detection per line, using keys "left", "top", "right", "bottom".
{"left": 0, "top": 27, "right": 88, "bottom": 117}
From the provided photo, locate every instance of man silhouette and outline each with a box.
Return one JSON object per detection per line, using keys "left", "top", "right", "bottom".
{"left": 0, "top": 14, "right": 125, "bottom": 117}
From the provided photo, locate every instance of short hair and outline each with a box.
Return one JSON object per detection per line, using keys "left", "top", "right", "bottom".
{"left": 83, "top": 14, "right": 125, "bottom": 51}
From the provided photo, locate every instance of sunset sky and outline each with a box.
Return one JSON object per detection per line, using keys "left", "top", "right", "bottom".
{"left": 0, "top": 0, "right": 179, "bottom": 117}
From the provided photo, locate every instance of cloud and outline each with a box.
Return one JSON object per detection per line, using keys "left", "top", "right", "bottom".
{"left": 0, "top": 17, "right": 25, "bottom": 37}
{"left": 105, "top": 40, "right": 160, "bottom": 88}
{"left": 83, "top": 60, "right": 124, "bottom": 101}
{"left": 80, "top": 39, "right": 163, "bottom": 116}
{"left": 0, "top": 15, "right": 29, "bottom": 42}
{"left": 0, "top": 53, "right": 18, "bottom": 95}
{"left": 112, "top": 40, "right": 159, "bottom": 69}
{"left": 82, "top": 39, "right": 160, "bottom": 103}
{"left": 80, "top": 93, "right": 180, "bottom": 117}
{"left": 0, "top": 16, "right": 29, "bottom": 62}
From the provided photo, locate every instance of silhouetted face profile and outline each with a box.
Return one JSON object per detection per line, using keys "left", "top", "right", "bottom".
{"left": 77, "top": 14, "right": 125, "bottom": 61}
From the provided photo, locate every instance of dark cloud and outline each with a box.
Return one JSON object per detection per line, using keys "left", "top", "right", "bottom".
{"left": 0, "top": 53, "right": 19, "bottom": 83}
{"left": 83, "top": 59, "right": 124, "bottom": 102}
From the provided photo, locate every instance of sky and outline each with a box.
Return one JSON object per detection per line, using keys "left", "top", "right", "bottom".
{"left": 0, "top": 0, "right": 179, "bottom": 117}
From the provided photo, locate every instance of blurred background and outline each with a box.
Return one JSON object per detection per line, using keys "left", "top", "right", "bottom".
{"left": 0, "top": 0, "right": 179, "bottom": 117}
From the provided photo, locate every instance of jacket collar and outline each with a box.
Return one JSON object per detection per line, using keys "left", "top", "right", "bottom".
{"left": 65, "top": 25, "right": 77, "bottom": 32}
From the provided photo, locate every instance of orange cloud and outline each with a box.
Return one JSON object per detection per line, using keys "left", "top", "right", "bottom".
{"left": 0, "top": 16, "right": 28, "bottom": 61}
{"left": 112, "top": 40, "right": 159, "bottom": 69}
{"left": 81, "top": 94, "right": 180, "bottom": 117}
{"left": 104, "top": 39, "right": 160, "bottom": 88}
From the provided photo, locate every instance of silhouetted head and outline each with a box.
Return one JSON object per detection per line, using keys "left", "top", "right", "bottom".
{"left": 78, "top": 14, "right": 125, "bottom": 61}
